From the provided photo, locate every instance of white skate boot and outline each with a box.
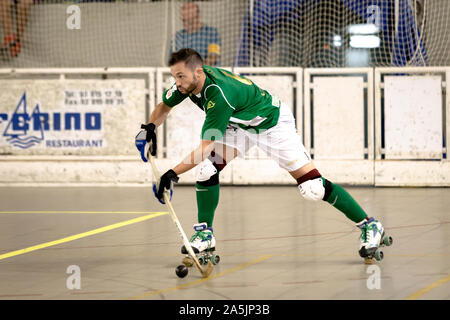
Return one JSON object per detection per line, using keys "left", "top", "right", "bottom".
{"left": 182, "top": 222, "right": 216, "bottom": 254}
{"left": 181, "top": 223, "right": 220, "bottom": 267}
{"left": 357, "top": 217, "right": 393, "bottom": 264}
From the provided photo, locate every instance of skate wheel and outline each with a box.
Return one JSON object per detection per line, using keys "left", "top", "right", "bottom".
{"left": 383, "top": 236, "right": 393, "bottom": 246}
{"left": 211, "top": 254, "right": 220, "bottom": 265}
{"left": 374, "top": 250, "right": 384, "bottom": 261}
{"left": 198, "top": 256, "right": 206, "bottom": 265}
{"left": 182, "top": 256, "right": 194, "bottom": 268}
{"left": 364, "top": 257, "right": 374, "bottom": 265}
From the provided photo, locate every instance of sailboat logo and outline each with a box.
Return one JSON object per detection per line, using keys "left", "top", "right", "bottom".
{"left": 3, "top": 92, "right": 44, "bottom": 149}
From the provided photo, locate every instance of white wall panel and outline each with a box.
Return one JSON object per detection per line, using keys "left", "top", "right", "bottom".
{"left": 312, "top": 76, "right": 365, "bottom": 160}
{"left": 384, "top": 76, "right": 443, "bottom": 159}
{"left": 165, "top": 99, "right": 205, "bottom": 160}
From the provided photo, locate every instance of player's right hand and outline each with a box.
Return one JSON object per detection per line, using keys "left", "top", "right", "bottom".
{"left": 140, "top": 123, "right": 157, "bottom": 156}
{"left": 153, "top": 169, "right": 179, "bottom": 204}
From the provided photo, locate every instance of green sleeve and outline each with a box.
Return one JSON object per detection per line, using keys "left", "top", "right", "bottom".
{"left": 201, "top": 87, "right": 234, "bottom": 141}
{"left": 162, "top": 83, "right": 188, "bottom": 107}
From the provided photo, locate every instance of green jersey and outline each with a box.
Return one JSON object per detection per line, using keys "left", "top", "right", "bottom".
{"left": 162, "top": 65, "right": 281, "bottom": 140}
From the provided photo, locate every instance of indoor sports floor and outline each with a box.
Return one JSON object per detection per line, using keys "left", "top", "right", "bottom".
{"left": 0, "top": 186, "right": 448, "bottom": 300}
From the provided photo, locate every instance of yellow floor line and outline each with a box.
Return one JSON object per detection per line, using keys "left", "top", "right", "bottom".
{"left": 0, "top": 211, "right": 168, "bottom": 261}
{"left": 126, "top": 254, "right": 273, "bottom": 300}
{"left": 405, "top": 274, "right": 450, "bottom": 300}
{"left": 0, "top": 211, "right": 162, "bottom": 215}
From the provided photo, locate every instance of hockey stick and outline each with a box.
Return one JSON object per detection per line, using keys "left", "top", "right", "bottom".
{"left": 147, "top": 153, "right": 213, "bottom": 278}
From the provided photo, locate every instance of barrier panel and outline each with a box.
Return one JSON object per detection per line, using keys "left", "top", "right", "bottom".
{"left": 0, "top": 67, "right": 448, "bottom": 186}
{"left": 374, "top": 67, "right": 449, "bottom": 186}
{"left": 304, "top": 68, "right": 374, "bottom": 185}
{"left": 0, "top": 68, "right": 154, "bottom": 185}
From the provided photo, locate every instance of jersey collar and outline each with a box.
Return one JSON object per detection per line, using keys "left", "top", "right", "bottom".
{"left": 198, "top": 71, "right": 213, "bottom": 99}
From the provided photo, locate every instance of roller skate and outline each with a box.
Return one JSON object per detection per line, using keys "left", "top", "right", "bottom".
{"left": 181, "top": 222, "right": 220, "bottom": 268}
{"left": 357, "top": 217, "right": 393, "bottom": 264}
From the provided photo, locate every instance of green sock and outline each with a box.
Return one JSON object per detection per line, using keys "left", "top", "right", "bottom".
{"left": 196, "top": 182, "right": 220, "bottom": 228}
{"left": 323, "top": 179, "right": 368, "bottom": 223}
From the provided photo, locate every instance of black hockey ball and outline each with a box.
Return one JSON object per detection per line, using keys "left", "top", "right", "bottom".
{"left": 175, "top": 264, "right": 188, "bottom": 278}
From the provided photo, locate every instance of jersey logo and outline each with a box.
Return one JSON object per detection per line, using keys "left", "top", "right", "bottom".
{"left": 206, "top": 101, "right": 215, "bottom": 110}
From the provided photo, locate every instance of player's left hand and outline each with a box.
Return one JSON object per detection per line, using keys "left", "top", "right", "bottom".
{"left": 140, "top": 123, "right": 157, "bottom": 156}
{"left": 153, "top": 169, "right": 179, "bottom": 204}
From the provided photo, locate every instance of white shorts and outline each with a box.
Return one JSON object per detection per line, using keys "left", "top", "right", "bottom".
{"left": 215, "top": 103, "right": 311, "bottom": 172}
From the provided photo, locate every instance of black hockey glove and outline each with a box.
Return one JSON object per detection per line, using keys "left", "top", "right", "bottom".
{"left": 140, "top": 123, "right": 157, "bottom": 156}
{"left": 154, "top": 169, "right": 179, "bottom": 204}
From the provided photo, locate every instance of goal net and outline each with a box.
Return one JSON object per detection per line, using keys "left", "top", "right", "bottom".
{"left": 0, "top": 0, "right": 448, "bottom": 68}
{"left": 234, "top": 0, "right": 449, "bottom": 67}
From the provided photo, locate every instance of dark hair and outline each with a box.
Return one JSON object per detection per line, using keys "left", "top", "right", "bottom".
{"left": 168, "top": 48, "right": 204, "bottom": 70}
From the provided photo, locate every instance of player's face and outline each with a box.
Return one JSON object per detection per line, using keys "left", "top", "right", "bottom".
{"left": 171, "top": 62, "right": 199, "bottom": 95}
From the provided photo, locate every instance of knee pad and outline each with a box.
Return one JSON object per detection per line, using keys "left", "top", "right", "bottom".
{"left": 298, "top": 177, "right": 326, "bottom": 201}
{"left": 196, "top": 158, "right": 219, "bottom": 186}
{"left": 297, "top": 169, "right": 334, "bottom": 201}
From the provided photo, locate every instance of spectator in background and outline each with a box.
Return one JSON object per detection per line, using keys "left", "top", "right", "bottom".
{"left": 170, "top": 2, "right": 221, "bottom": 66}
{"left": 0, "top": 0, "right": 33, "bottom": 58}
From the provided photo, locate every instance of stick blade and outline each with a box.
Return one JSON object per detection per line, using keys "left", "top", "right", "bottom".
{"left": 200, "top": 261, "right": 214, "bottom": 278}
